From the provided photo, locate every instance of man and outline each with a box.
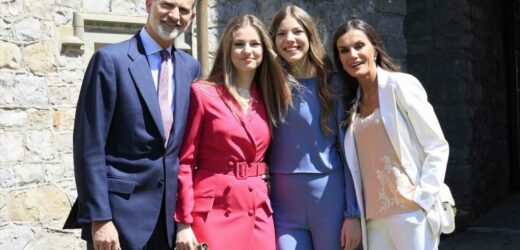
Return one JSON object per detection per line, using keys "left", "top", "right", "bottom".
{"left": 65, "top": 0, "right": 200, "bottom": 249}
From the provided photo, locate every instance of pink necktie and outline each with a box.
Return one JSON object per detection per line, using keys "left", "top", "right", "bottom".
{"left": 159, "top": 50, "right": 173, "bottom": 145}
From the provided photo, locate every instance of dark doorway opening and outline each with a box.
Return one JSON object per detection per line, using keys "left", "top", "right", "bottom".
{"left": 508, "top": 0, "right": 520, "bottom": 189}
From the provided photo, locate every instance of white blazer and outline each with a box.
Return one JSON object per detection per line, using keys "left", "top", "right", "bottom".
{"left": 343, "top": 67, "right": 450, "bottom": 249}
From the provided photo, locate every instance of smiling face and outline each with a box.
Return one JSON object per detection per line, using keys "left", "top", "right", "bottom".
{"left": 231, "top": 25, "right": 264, "bottom": 76}
{"left": 336, "top": 28, "right": 378, "bottom": 81}
{"left": 145, "top": 0, "right": 195, "bottom": 48}
{"left": 274, "top": 17, "right": 310, "bottom": 66}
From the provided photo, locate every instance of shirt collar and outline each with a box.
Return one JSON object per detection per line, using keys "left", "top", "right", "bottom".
{"left": 139, "top": 27, "right": 173, "bottom": 56}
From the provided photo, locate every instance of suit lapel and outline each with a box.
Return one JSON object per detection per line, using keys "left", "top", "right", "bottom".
{"left": 377, "top": 67, "right": 403, "bottom": 163}
{"left": 167, "top": 49, "right": 190, "bottom": 148}
{"left": 127, "top": 35, "right": 165, "bottom": 141}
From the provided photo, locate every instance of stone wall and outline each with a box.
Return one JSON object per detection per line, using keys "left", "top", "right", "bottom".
{"left": 0, "top": 0, "right": 407, "bottom": 248}
{"left": 0, "top": 0, "right": 146, "bottom": 248}
{"left": 405, "top": 0, "right": 510, "bottom": 226}
{"left": 469, "top": 0, "right": 510, "bottom": 215}
{"left": 207, "top": 0, "right": 407, "bottom": 69}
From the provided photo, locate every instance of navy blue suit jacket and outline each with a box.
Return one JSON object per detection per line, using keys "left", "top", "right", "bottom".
{"left": 70, "top": 33, "right": 200, "bottom": 249}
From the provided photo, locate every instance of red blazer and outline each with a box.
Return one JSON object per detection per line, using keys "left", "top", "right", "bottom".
{"left": 175, "top": 81, "right": 270, "bottom": 223}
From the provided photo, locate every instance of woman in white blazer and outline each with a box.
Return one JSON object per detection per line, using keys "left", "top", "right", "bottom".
{"left": 332, "top": 19, "right": 449, "bottom": 250}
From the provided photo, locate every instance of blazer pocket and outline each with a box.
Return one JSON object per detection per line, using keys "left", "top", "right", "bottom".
{"left": 107, "top": 176, "right": 136, "bottom": 194}
{"left": 262, "top": 197, "right": 274, "bottom": 216}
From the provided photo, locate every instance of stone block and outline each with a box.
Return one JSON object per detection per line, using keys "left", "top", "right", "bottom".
{"left": 26, "top": 229, "right": 84, "bottom": 250}
{"left": 14, "top": 164, "right": 44, "bottom": 184}
{"left": 0, "top": 109, "right": 28, "bottom": 127}
{"left": 0, "top": 0, "right": 23, "bottom": 16}
{"left": 42, "top": 20, "right": 56, "bottom": 40}
{"left": 43, "top": 163, "right": 66, "bottom": 183}
{"left": 57, "top": 0, "right": 82, "bottom": 9}
{"left": 14, "top": 17, "right": 42, "bottom": 41}
{"left": 375, "top": 0, "right": 407, "bottom": 15}
{"left": 0, "top": 192, "right": 5, "bottom": 221}
{"left": 111, "top": 0, "right": 141, "bottom": 13}
{"left": 28, "top": 109, "right": 51, "bottom": 129}
{"left": 434, "top": 34, "right": 472, "bottom": 50}
{"left": 48, "top": 85, "right": 80, "bottom": 106}
{"left": 56, "top": 178, "right": 77, "bottom": 200}
{"left": 0, "top": 72, "right": 15, "bottom": 106}
{"left": 431, "top": 54, "right": 472, "bottom": 81}
{"left": 406, "top": 42, "right": 434, "bottom": 57}
{"left": 432, "top": 13, "right": 471, "bottom": 34}
{"left": 26, "top": 41, "right": 58, "bottom": 73}
{"left": 381, "top": 35, "right": 406, "bottom": 60}
{"left": 83, "top": 0, "right": 110, "bottom": 12}
{"left": 24, "top": 0, "right": 55, "bottom": 19}
{"left": 0, "top": 164, "right": 16, "bottom": 188}
{"left": 52, "top": 108, "right": 76, "bottom": 131}
{"left": 7, "top": 185, "right": 70, "bottom": 222}
{"left": 0, "top": 18, "right": 10, "bottom": 38}
{"left": 54, "top": 132, "right": 73, "bottom": 154}
{"left": 0, "top": 223, "right": 35, "bottom": 249}
{"left": 407, "top": 0, "right": 429, "bottom": 13}
{"left": 13, "top": 75, "right": 48, "bottom": 107}
{"left": 404, "top": 17, "right": 432, "bottom": 43}
{"left": 0, "top": 132, "right": 24, "bottom": 163}
{"left": 25, "top": 130, "right": 55, "bottom": 161}
{"left": 60, "top": 69, "right": 85, "bottom": 84}
{"left": 376, "top": 15, "right": 404, "bottom": 36}
{"left": 54, "top": 8, "right": 74, "bottom": 26}
{"left": 0, "top": 41, "right": 21, "bottom": 69}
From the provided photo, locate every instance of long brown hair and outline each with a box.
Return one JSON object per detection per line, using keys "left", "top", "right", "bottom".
{"left": 332, "top": 19, "right": 400, "bottom": 127}
{"left": 270, "top": 5, "right": 334, "bottom": 134}
{"left": 208, "top": 15, "right": 292, "bottom": 127}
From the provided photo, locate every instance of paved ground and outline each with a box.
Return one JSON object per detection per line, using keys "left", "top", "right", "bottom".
{"left": 439, "top": 192, "right": 520, "bottom": 250}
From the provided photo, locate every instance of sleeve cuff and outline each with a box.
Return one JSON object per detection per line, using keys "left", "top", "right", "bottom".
{"left": 344, "top": 205, "right": 361, "bottom": 218}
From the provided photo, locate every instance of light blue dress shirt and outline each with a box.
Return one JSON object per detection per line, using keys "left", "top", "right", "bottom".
{"left": 139, "top": 28, "right": 174, "bottom": 107}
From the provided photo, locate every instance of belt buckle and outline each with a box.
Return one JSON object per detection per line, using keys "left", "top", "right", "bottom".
{"left": 235, "top": 162, "right": 248, "bottom": 180}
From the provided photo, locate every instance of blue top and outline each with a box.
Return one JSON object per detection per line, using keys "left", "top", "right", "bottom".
{"left": 269, "top": 76, "right": 342, "bottom": 174}
{"left": 268, "top": 74, "right": 360, "bottom": 218}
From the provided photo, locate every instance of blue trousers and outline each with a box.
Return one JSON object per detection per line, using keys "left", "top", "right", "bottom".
{"left": 271, "top": 168, "right": 345, "bottom": 250}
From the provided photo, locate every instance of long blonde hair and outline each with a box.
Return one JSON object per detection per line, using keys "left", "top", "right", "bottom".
{"left": 208, "top": 15, "right": 292, "bottom": 127}
{"left": 270, "top": 5, "right": 334, "bottom": 134}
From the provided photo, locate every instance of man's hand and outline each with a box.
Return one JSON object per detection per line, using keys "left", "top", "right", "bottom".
{"left": 176, "top": 223, "right": 199, "bottom": 250}
{"left": 340, "top": 217, "right": 361, "bottom": 250}
{"left": 92, "top": 220, "right": 121, "bottom": 250}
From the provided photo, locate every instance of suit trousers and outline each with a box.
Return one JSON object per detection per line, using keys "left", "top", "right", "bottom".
{"left": 271, "top": 168, "right": 346, "bottom": 250}
{"left": 366, "top": 209, "right": 439, "bottom": 250}
{"left": 87, "top": 195, "right": 171, "bottom": 250}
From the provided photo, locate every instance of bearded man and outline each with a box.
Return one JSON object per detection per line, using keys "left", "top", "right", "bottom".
{"left": 65, "top": 1, "right": 200, "bottom": 249}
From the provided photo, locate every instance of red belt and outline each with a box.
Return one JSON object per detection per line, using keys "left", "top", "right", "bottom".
{"left": 198, "top": 160, "right": 267, "bottom": 180}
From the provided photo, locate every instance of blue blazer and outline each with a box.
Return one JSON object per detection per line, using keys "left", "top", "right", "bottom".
{"left": 69, "top": 33, "right": 200, "bottom": 249}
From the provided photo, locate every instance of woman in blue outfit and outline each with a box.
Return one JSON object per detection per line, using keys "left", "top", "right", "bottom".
{"left": 268, "top": 5, "right": 361, "bottom": 250}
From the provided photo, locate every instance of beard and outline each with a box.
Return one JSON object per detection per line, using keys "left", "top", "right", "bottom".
{"left": 149, "top": 9, "right": 185, "bottom": 41}
{"left": 155, "top": 22, "right": 181, "bottom": 40}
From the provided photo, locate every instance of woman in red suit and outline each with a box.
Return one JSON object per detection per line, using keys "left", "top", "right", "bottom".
{"left": 174, "top": 15, "right": 292, "bottom": 250}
